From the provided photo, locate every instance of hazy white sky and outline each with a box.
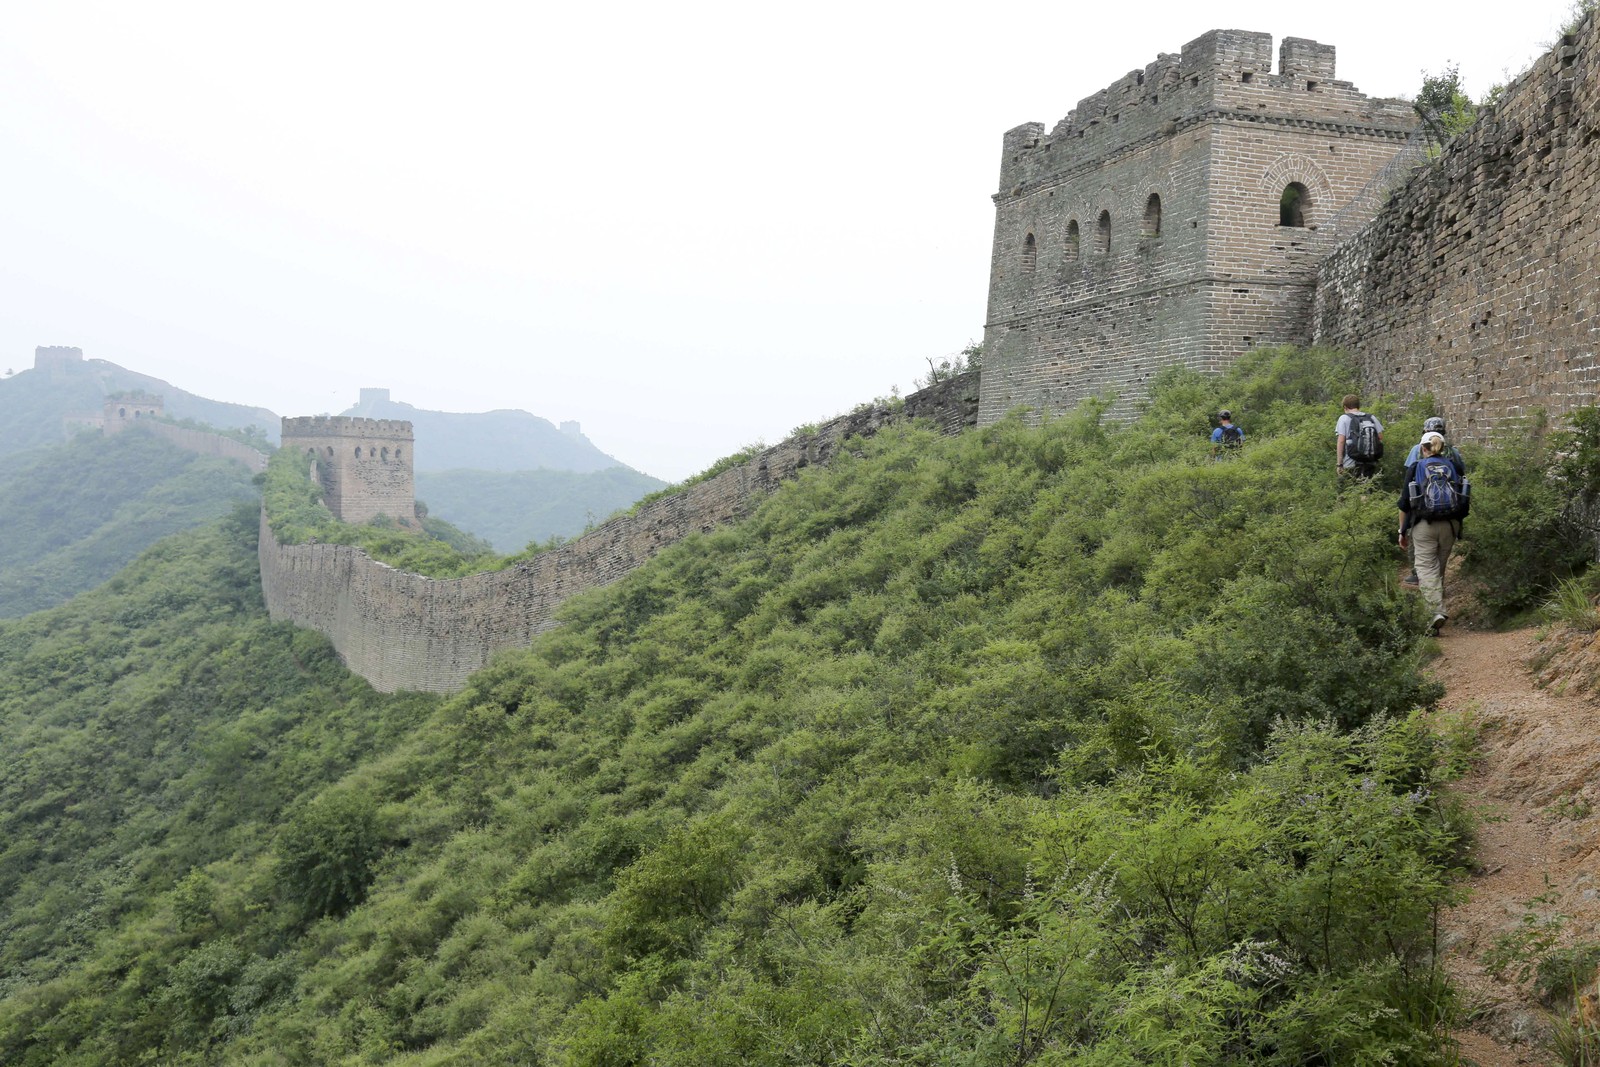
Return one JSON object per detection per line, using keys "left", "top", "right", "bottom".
{"left": 0, "top": 1, "right": 1580, "bottom": 480}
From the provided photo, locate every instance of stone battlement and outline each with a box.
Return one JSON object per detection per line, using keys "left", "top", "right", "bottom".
{"left": 281, "top": 415, "right": 415, "bottom": 525}
{"left": 997, "top": 30, "right": 1414, "bottom": 195}
{"left": 281, "top": 415, "right": 413, "bottom": 440}
{"left": 980, "top": 28, "right": 1420, "bottom": 426}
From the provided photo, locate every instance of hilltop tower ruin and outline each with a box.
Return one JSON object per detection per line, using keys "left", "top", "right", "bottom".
{"left": 102, "top": 392, "right": 164, "bottom": 433}
{"left": 281, "top": 416, "right": 416, "bottom": 525}
{"left": 34, "top": 345, "right": 84, "bottom": 377}
{"left": 978, "top": 30, "right": 1420, "bottom": 424}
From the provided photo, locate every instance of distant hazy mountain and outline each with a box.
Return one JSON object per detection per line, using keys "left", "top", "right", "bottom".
{"left": 415, "top": 467, "right": 665, "bottom": 553}
{"left": 342, "top": 389, "right": 628, "bottom": 474}
{"left": 0, "top": 428, "right": 259, "bottom": 617}
{"left": 0, "top": 353, "right": 280, "bottom": 459}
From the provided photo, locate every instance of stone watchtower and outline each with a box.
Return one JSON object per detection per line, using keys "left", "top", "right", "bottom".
{"left": 102, "top": 392, "right": 164, "bottom": 433}
{"left": 978, "top": 30, "right": 1420, "bottom": 424}
{"left": 281, "top": 416, "right": 416, "bottom": 525}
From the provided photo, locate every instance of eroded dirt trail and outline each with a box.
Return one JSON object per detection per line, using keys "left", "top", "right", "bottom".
{"left": 1436, "top": 628, "right": 1600, "bottom": 1064}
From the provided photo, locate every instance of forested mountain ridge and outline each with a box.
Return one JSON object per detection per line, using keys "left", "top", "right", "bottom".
{"left": 0, "top": 348, "right": 1581, "bottom": 1064}
{"left": 0, "top": 428, "right": 261, "bottom": 617}
{"left": 415, "top": 467, "right": 667, "bottom": 553}
{"left": 0, "top": 357, "right": 279, "bottom": 458}
{"left": 344, "top": 391, "right": 640, "bottom": 475}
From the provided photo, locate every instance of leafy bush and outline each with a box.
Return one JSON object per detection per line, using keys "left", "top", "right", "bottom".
{"left": 275, "top": 790, "right": 383, "bottom": 923}
{"left": 1462, "top": 414, "right": 1592, "bottom": 617}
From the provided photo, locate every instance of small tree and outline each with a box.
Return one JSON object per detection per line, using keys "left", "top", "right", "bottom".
{"left": 915, "top": 341, "right": 983, "bottom": 390}
{"left": 1415, "top": 64, "right": 1477, "bottom": 149}
{"left": 276, "top": 790, "right": 382, "bottom": 923}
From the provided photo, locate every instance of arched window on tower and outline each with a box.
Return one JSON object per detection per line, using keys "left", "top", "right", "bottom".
{"left": 355, "top": 447, "right": 362, "bottom": 459}
{"left": 1096, "top": 210, "right": 1112, "bottom": 254}
{"left": 1065, "top": 219, "right": 1080, "bottom": 262}
{"left": 381, "top": 447, "right": 389, "bottom": 462}
{"left": 1280, "top": 182, "right": 1309, "bottom": 227}
{"left": 1022, "top": 231, "right": 1037, "bottom": 273}
{"left": 1143, "top": 194, "right": 1162, "bottom": 238}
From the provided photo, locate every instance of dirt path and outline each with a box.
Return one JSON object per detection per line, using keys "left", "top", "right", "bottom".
{"left": 1435, "top": 627, "right": 1600, "bottom": 1064}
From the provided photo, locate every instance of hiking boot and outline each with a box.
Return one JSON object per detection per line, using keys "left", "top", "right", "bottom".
{"left": 1428, "top": 614, "right": 1448, "bottom": 636}
{"left": 1402, "top": 572, "right": 1420, "bottom": 588}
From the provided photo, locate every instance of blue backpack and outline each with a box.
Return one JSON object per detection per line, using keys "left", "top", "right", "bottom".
{"left": 1411, "top": 456, "right": 1468, "bottom": 521}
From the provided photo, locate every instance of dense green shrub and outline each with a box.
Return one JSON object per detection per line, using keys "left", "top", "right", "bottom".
{"left": 2, "top": 347, "right": 1526, "bottom": 1064}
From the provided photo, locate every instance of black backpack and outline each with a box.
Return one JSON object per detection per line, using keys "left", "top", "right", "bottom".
{"left": 1346, "top": 413, "right": 1383, "bottom": 463}
{"left": 1219, "top": 424, "right": 1243, "bottom": 448}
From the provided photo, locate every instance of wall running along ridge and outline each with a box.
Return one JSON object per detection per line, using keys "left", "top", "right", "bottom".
{"left": 259, "top": 374, "right": 979, "bottom": 693}
{"left": 1314, "top": 14, "right": 1600, "bottom": 442}
{"left": 143, "top": 422, "right": 270, "bottom": 472}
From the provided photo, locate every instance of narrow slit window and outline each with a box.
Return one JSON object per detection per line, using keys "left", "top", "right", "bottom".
{"left": 1096, "top": 210, "right": 1111, "bottom": 254}
{"left": 1022, "top": 231, "right": 1037, "bottom": 272}
{"left": 1065, "top": 220, "right": 1080, "bottom": 262}
{"left": 1143, "top": 194, "right": 1162, "bottom": 238}
{"left": 1279, "top": 182, "right": 1309, "bottom": 227}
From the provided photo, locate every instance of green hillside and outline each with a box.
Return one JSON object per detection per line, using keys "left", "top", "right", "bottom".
{"left": 0, "top": 428, "right": 262, "bottom": 617}
{"left": 416, "top": 467, "right": 667, "bottom": 552}
{"left": 0, "top": 358, "right": 279, "bottom": 459}
{"left": 0, "top": 349, "right": 1581, "bottom": 1064}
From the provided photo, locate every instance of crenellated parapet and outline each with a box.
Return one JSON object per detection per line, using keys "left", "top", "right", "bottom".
{"left": 997, "top": 31, "right": 1414, "bottom": 195}
{"left": 281, "top": 416, "right": 415, "bottom": 525}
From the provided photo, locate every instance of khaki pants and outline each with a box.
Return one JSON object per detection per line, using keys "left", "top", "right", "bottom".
{"left": 1412, "top": 518, "right": 1458, "bottom": 617}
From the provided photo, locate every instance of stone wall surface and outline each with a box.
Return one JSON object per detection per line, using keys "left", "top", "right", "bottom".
{"left": 145, "top": 422, "right": 270, "bottom": 472}
{"left": 260, "top": 373, "right": 980, "bottom": 693}
{"left": 1315, "top": 15, "right": 1600, "bottom": 440}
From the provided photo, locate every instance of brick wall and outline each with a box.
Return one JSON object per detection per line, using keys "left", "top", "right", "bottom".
{"left": 1315, "top": 15, "right": 1600, "bottom": 442}
{"left": 145, "top": 422, "right": 270, "bottom": 472}
{"left": 259, "top": 373, "right": 980, "bottom": 693}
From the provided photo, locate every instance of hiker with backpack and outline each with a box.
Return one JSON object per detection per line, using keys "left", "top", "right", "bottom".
{"left": 1401, "top": 416, "right": 1466, "bottom": 587}
{"left": 1397, "top": 431, "right": 1470, "bottom": 635}
{"left": 1336, "top": 395, "right": 1384, "bottom": 480}
{"left": 1210, "top": 410, "right": 1244, "bottom": 457}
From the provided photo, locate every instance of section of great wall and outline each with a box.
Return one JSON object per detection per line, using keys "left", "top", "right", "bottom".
{"left": 259, "top": 375, "right": 978, "bottom": 692}
{"left": 1314, "top": 22, "right": 1600, "bottom": 440}
{"left": 238, "top": 15, "right": 1597, "bottom": 693}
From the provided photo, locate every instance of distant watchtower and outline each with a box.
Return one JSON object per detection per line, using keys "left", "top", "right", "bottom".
{"left": 978, "top": 29, "right": 1419, "bottom": 424}
{"left": 34, "top": 345, "right": 83, "bottom": 378}
{"left": 281, "top": 416, "right": 416, "bottom": 525}
{"left": 102, "top": 392, "right": 164, "bottom": 434}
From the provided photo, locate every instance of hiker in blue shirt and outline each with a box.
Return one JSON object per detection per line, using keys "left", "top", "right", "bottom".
{"left": 1401, "top": 416, "right": 1466, "bottom": 587}
{"left": 1210, "top": 410, "right": 1244, "bottom": 457}
{"left": 1398, "top": 431, "right": 1469, "bottom": 635}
